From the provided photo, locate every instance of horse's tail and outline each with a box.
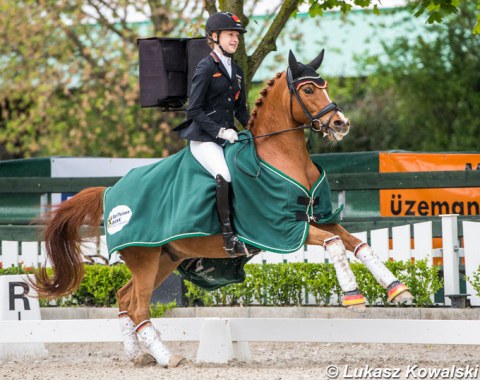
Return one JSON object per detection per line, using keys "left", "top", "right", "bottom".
{"left": 32, "top": 187, "right": 105, "bottom": 298}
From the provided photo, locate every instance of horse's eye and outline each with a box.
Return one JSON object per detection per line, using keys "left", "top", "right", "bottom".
{"left": 303, "top": 87, "right": 314, "bottom": 95}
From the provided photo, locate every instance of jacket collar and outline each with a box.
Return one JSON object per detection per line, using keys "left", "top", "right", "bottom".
{"left": 210, "top": 51, "right": 233, "bottom": 83}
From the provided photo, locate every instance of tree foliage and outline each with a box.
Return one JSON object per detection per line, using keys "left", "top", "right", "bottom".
{"left": 0, "top": 0, "right": 476, "bottom": 158}
{"left": 0, "top": 0, "right": 194, "bottom": 159}
{"left": 311, "top": 2, "right": 480, "bottom": 153}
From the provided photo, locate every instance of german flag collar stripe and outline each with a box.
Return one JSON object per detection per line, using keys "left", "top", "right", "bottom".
{"left": 210, "top": 51, "right": 220, "bottom": 63}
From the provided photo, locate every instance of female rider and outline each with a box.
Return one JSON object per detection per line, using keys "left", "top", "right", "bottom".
{"left": 175, "top": 12, "right": 250, "bottom": 256}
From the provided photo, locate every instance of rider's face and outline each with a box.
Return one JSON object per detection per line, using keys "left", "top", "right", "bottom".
{"left": 214, "top": 30, "right": 240, "bottom": 54}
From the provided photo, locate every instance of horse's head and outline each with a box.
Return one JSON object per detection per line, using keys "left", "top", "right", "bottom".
{"left": 287, "top": 50, "right": 350, "bottom": 141}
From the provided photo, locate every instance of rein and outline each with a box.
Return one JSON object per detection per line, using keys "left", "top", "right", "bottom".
{"left": 237, "top": 124, "right": 312, "bottom": 141}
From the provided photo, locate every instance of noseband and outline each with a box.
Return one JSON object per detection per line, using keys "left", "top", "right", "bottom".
{"left": 286, "top": 67, "right": 341, "bottom": 134}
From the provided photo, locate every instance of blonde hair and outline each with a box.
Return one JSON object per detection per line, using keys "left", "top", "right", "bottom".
{"left": 207, "top": 37, "right": 215, "bottom": 49}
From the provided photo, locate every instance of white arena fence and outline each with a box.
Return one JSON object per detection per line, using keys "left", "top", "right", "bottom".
{"left": 1, "top": 317, "right": 480, "bottom": 363}
{"left": 1, "top": 214, "right": 479, "bottom": 305}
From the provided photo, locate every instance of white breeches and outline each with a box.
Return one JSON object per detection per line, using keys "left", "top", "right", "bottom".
{"left": 190, "top": 141, "right": 231, "bottom": 182}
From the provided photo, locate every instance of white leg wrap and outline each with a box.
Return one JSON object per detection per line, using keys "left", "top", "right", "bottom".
{"left": 137, "top": 322, "right": 171, "bottom": 367}
{"left": 119, "top": 314, "right": 142, "bottom": 361}
{"left": 354, "top": 243, "right": 397, "bottom": 288}
{"left": 324, "top": 236, "right": 358, "bottom": 292}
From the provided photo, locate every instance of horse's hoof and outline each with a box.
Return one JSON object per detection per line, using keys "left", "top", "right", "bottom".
{"left": 168, "top": 354, "right": 187, "bottom": 368}
{"left": 133, "top": 353, "right": 157, "bottom": 367}
{"left": 345, "top": 303, "right": 367, "bottom": 313}
{"left": 342, "top": 291, "right": 366, "bottom": 312}
{"left": 392, "top": 290, "right": 413, "bottom": 304}
{"left": 388, "top": 282, "right": 412, "bottom": 303}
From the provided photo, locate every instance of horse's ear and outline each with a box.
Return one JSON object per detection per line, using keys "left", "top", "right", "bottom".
{"left": 288, "top": 50, "right": 302, "bottom": 78}
{"left": 307, "top": 49, "right": 325, "bottom": 71}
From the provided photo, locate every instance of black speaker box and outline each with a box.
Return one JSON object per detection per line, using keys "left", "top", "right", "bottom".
{"left": 137, "top": 37, "right": 210, "bottom": 109}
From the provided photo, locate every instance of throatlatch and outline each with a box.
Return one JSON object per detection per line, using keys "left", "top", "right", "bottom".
{"left": 216, "top": 174, "right": 247, "bottom": 256}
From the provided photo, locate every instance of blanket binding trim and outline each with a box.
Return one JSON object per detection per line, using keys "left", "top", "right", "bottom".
{"left": 260, "top": 160, "right": 326, "bottom": 196}
{"left": 237, "top": 222, "right": 309, "bottom": 254}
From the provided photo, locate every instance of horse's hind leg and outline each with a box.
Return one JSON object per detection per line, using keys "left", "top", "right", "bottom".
{"left": 116, "top": 279, "right": 142, "bottom": 361}
{"left": 321, "top": 223, "right": 412, "bottom": 303}
{"left": 121, "top": 246, "right": 184, "bottom": 367}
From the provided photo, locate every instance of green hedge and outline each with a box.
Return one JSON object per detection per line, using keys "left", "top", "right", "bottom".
{"left": 466, "top": 267, "right": 480, "bottom": 298}
{"left": 0, "top": 264, "right": 131, "bottom": 307}
{"left": 184, "top": 260, "right": 444, "bottom": 307}
{"left": 0, "top": 260, "right": 445, "bottom": 307}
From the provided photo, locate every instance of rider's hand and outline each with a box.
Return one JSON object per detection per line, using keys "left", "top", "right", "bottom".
{"left": 217, "top": 128, "right": 239, "bottom": 144}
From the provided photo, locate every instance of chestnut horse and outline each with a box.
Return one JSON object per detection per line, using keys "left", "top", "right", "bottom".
{"left": 32, "top": 50, "right": 412, "bottom": 367}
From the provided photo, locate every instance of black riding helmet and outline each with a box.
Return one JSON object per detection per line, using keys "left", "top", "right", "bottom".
{"left": 205, "top": 12, "right": 247, "bottom": 35}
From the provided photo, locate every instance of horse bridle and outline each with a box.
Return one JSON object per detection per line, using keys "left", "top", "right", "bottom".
{"left": 235, "top": 69, "right": 342, "bottom": 178}
{"left": 243, "top": 68, "right": 342, "bottom": 141}
{"left": 286, "top": 66, "right": 341, "bottom": 134}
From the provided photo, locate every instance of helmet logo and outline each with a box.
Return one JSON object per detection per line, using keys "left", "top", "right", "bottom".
{"left": 231, "top": 14, "right": 241, "bottom": 23}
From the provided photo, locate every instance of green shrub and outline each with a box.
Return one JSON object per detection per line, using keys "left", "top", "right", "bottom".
{"left": 262, "top": 263, "right": 306, "bottom": 305}
{"left": 184, "top": 280, "right": 215, "bottom": 306}
{"left": 182, "top": 261, "right": 444, "bottom": 307}
{"left": 0, "top": 263, "right": 36, "bottom": 275}
{"left": 150, "top": 301, "right": 177, "bottom": 318}
{"left": 0, "top": 260, "right": 445, "bottom": 308}
{"left": 0, "top": 263, "right": 131, "bottom": 307}
{"left": 70, "top": 264, "right": 131, "bottom": 306}
{"left": 390, "top": 259, "right": 443, "bottom": 307}
{"left": 465, "top": 267, "right": 480, "bottom": 297}
{"left": 351, "top": 262, "right": 385, "bottom": 305}
{"left": 303, "top": 262, "right": 339, "bottom": 305}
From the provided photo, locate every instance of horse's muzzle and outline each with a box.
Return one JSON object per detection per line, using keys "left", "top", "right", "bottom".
{"left": 326, "top": 119, "right": 350, "bottom": 141}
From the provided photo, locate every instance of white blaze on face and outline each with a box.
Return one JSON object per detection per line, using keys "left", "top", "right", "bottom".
{"left": 322, "top": 89, "right": 349, "bottom": 129}
{"left": 322, "top": 89, "right": 332, "bottom": 103}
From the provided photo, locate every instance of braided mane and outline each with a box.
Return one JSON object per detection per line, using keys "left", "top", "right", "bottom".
{"left": 247, "top": 72, "right": 283, "bottom": 130}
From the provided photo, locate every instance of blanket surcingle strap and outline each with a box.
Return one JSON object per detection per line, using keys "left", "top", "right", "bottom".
{"left": 103, "top": 130, "right": 342, "bottom": 290}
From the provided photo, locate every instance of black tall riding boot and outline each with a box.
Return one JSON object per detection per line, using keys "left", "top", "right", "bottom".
{"left": 215, "top": 174, "right": 247, "bottom": 256}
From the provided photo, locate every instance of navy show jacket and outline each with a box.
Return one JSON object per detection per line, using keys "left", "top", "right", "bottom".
{"left": 174, "top": 51, "right": 250, "bottom": 144}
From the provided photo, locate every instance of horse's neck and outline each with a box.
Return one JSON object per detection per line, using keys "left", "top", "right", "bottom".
{"left": 252, "top": 89, "right": 320, "bottom": 190}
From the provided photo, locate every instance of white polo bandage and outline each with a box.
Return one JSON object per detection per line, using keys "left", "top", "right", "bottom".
{"left": 354, "top": 243, "right": 397, "bottom": 288}
{"left": 119, "top": 314, "right": 142, "bottom": 361}
{"left": 324, "top": 236, "right": 358, "bottom": 292}
{"left": 136, "top": 322, "right": 171, "bottom": 367}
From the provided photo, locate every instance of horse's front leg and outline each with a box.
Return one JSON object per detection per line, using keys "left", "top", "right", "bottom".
{"left": 320, "top": 223, "right": 413, "bottom": 303}
{"left": 306, "top": 225, "right": 366, "bottom": 310}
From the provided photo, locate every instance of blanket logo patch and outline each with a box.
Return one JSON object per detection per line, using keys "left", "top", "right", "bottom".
{"left": 107, "top": 205, "right": 132, "bottom": 235}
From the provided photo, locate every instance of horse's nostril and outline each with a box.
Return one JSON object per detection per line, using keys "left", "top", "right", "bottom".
{"left": 333, "top": 120, "right": 345, "bottom": 127}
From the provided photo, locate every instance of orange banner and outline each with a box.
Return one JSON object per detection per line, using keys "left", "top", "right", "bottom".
{"left": 379, "top": 153, "right": 480, "bottom": 217}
